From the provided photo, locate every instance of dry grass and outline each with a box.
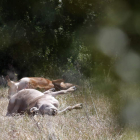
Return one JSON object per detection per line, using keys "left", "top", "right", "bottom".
{"left": 0, "top": 85, "right": 125, "bottom": 140}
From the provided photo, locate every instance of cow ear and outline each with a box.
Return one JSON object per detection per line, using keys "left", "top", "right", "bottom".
{"left": 5, "top": 75, "right": 10, "bottom": 82}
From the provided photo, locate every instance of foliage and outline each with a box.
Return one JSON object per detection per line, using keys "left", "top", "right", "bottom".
{"left": 0, "top": 0, "right": 111, "bottom": 79}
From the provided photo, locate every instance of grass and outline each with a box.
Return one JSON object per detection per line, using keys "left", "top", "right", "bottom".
{"left": 0, "top": 79, "right": 139, "bottom": 140}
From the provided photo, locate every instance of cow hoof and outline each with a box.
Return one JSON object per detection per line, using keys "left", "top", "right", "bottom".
{"left": 77, "top": 103, "right": 83, "bottom": 109}
{"left": 79, "top": 103, "right": 83, "bottom": 108}
{"left": 68, "top": 86, "right": 77, "bottom": 92}
{"left": 50, "top": 88, "right": 55, "bottom": 92}
{"left": 73, "top": 86, "right": 77, "bottom": 91}
{"left": 52, "top": 109, "right": 57, "bottom": 116}
{"left": 73, "top": 103, "right": 83, "bottom": 109}
{"left": 30, "top": 107, "right": 39, "bottom": 113}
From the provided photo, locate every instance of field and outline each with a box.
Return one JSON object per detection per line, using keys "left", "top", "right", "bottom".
{"left": 0, "top": 80, "right": 139, "bottom": 140}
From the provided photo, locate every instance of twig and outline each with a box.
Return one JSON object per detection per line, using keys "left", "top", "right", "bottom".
{"left": 31, "top": 115, "right": 42, "bottom": 132}
{"left": 46, "top": 118, "right": 58, "bottom": 140}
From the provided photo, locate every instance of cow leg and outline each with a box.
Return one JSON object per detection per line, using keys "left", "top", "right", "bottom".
{"left": 58, "top": 103, "right": 83, "bottom": 114}
{"left": 48, "top": 86, "right": 77, "bottom": 97}
{"left": 43, "top": 88, "right": 55, "bottom": 94}
{"left": 6, "top": 105, "right": 19, "bottom": 116}
{"left": 6, "top": 100, "right": 20, "bottom": 116}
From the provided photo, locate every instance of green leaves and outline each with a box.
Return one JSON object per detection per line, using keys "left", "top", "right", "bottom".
{"left": 0, "top": 0, "right": 111, "bottom": 78}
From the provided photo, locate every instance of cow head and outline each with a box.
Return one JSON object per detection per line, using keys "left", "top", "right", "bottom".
{"left": 52, "top": 79, "right": 76, "bottom": 90}
{"left": 6, "top": 75, "right": 18, "bottom": 97}
{"left": 30, "top": 105, "right": 58, "bottom": 116}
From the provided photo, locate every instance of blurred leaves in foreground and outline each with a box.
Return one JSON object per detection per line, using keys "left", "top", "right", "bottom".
{"left": 96, "top": 0, "right": 140, "bottom": 129}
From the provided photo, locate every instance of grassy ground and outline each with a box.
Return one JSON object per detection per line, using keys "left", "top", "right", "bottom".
{"left": 0, "top": 80, "right": 137, "bottom": 140}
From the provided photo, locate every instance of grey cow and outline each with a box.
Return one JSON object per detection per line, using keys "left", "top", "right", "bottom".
{"left": 6, "top": 86, "right": 82, "bottom": 116}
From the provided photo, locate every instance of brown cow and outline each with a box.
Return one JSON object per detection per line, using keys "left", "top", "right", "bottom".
{"left": 6, "top": 76, "right": 76, "bottom": 98}
{"left": 6, "top": 86, "right": 82, "bottom": 116}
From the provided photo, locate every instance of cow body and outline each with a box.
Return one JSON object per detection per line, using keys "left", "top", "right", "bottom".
{"left": 6, "top": 87, "right": 82, "bottom": 116}
{"left": 6, "top": 76, "right": 75, "bottom": 98}
{"left": 18, "top": 77, "right": 55, "bottom": 90}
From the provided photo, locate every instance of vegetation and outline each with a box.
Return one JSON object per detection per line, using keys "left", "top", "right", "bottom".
{"left": 0, "top": 0, "right": 113, "bottom": 79}
{"left": 1, "top": 0, "right": 140, "bottom": 139}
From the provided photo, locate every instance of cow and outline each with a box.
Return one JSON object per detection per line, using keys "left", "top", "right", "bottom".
{"left": 6, "top": 76, "right": 76, "bottom": 98}
{"left": 6, "top": 86, "right": 82, "bottom": 116}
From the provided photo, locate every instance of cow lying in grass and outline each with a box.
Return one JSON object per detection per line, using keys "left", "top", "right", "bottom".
{"left": 6, "top": 86, "right": 82, "bottom": 116}
{"left": 6, "top": 76, "right": 76, "bottom": 98}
